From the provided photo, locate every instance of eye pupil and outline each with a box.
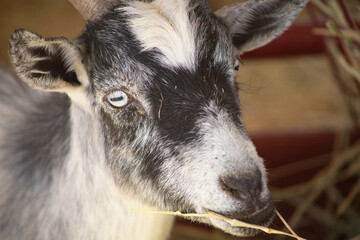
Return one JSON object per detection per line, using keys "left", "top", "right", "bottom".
{"left": 110, "top": 96, "right": 124, "bottom": 102}
{"left": 234, "top": 66, "right": 240, "bottom": 71}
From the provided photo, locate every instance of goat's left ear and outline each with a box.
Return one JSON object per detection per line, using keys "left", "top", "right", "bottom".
{"left": 9, "top": 29, "right": 88, "bottom": 92}
{"left": 215, "top": 0, "right": 309, "bottom": 54}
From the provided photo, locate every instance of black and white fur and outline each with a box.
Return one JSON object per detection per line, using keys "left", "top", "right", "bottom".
{"left": 1, "top": 0, "right": 308, "bottom": 239}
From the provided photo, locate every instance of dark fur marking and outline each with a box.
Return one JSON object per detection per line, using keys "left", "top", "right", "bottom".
{"left": 29, "top": 47, "right": 80, "bottom": 86}
{"left": 28, "top": 47, "right": 46, "bottom": 58}
{"left": 144, "top": 64, "right": 240, "bottom": 144}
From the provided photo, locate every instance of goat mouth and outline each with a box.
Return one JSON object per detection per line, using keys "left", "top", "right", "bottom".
{"left": 203, "top": 201, "right": 275, "bottom": 237}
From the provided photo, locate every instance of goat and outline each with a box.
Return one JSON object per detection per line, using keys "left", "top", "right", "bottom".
{"left": 0, "top": 0, "right": 308, "bottom": 239}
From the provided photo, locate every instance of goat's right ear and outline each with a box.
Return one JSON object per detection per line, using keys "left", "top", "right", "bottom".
{"left": 9, "top": 29, "right": 88, "bottom": 92}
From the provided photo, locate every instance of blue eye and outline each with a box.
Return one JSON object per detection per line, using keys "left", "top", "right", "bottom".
{"left": 107, "top": 90, "right": 129, "bottom": 108}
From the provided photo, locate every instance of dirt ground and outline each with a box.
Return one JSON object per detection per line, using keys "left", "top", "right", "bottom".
{"left": 0, "top": 0, "right": 348, "bottom": 133}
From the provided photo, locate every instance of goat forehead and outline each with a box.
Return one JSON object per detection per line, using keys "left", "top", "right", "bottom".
{"left": 86, "top": 0, "right": 232, "bottom": 79}
{"left": 121, "top": 0, "right": 196, "bottom": 69}
{"left": 123, "top": 0, "right": 233, "bottom": 69}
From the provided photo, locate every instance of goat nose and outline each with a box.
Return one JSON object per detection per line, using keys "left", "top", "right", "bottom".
{"left": 220, "top": 169, "right": 262, "bottom": 201}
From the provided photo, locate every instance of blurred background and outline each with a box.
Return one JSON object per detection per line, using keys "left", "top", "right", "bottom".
{"left": 0, "top": 0, "right": 359, "bottom": 240}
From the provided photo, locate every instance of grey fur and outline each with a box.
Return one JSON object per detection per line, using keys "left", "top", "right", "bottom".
{"left": 1, "top": 0, "right": 308, "bottom": 239}
{"left": 0, "top": 68, "right": 71, "bottom": 239}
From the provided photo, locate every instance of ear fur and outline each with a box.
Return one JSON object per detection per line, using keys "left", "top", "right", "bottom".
{"left": 9, "top": 29, "right": 89, "bottom": 92}
{"left": 215, "top": 0, "right": 309, "bottom": 54}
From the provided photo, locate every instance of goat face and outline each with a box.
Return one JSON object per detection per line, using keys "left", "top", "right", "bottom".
{"left": 9, "top": 0, "right": 308, "bottom": 237}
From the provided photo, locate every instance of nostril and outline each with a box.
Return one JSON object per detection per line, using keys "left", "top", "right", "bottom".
{"left": 220, "top": 176, "right": 247, "bottom": 194}
{"left": 220, "top": 169, "right": 263, "bottom": 199}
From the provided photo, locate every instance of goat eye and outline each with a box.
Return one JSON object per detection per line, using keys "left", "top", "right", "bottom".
{"left": 106, "top": 90, "right": 129, "bottom": 108}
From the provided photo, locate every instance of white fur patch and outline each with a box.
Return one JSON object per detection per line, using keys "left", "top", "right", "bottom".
{"left": 121, "top": 0, "right": 196, "bottom": 70}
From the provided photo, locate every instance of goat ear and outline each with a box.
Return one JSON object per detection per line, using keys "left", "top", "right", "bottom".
{"left": 215, "top": 0, "right": 309, "bottom": 54}
{"left": 9, "top": 29, "right": 88, "bottom": 92}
